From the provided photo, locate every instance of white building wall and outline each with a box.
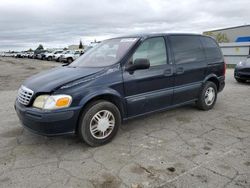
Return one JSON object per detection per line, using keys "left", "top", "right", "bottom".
{"left": 220, "top": 42, "right": 250, "bottom": 64}
{"left": 204, "top": 25, "right": 250, "bottom": 42}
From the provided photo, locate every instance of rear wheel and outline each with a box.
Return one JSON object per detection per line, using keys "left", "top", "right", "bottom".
{"left": 78, "top": 100, "right": 121, "bottom": 147}
{"left": 47, "top": 56, "right": 52, "bottom": 61}
{"left": 196, "top": 81, "right": 217, "bottom": 110}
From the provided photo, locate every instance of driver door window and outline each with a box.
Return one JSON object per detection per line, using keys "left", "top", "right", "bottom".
{"left": 132, "top": 37, "right": 167, "bottom": 67}
{"left": 123, "top": 36, "right": 174, "bottom": 117}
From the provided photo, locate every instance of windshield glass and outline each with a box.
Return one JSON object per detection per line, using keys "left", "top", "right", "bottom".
{"left": 54, "top": 51, "right": 62, "bottom": 54}
{"left": 64, "top": 51, "right": 73, "bottom": 54}
{"left": 70, "top": 38, "right": 138, "bottom": 67}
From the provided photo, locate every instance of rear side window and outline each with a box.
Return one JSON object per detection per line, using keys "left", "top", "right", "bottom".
{"left": 132, "top": 37, "right": 167, "bottom": 66}
{"left": 169, "top": 35, "right": 204, "bottom": 64}
{"left": 200, "top": 37, "right": 222, "bottom": 60}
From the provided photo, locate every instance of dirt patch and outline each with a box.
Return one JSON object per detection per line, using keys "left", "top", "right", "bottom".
{"left": 0, "top": 127, "right": 23, "bottom": 138}
{"left": 191, "top": 174, "right": 208, "bottom": 183}
{"left": 26, "top": 66, "right": 36, "bottom": 70}
{"left": 203, "top": 146, "right": 211, "bottom": 151}
{"left": 130, "top": 164, "right": 145, "bottom": 175}
{"left": 207, "top": 142, "right": 213, "bottom": 146}
{"left": 218, "top": 164, "right": 231, "bottom": 170}
{"left": 244, "top": 161, "right": 250, "bottom": 166}
{"left": 0, "top": 57, "right": 58, "bottom": 90}
{"left": 176, "top": 116, "right": 191, "bottom": 123}
{"left": 0, "top": 177, "right": 10, "bottom": 183}
{"left": 92, "top": 173, "right": 121, "bottom": 188}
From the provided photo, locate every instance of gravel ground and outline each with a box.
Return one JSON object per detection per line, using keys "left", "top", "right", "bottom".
{"left": 0, "top": 57, "right": 250, "bottom": 188}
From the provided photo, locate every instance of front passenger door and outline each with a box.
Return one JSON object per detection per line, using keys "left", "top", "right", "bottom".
{"left": 123, "top": 37, "right": 174, "bottom": 117}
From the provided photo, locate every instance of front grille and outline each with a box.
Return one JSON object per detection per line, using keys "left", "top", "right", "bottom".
{"left": 17, "top": 85, "right": 34, "bottom": 105}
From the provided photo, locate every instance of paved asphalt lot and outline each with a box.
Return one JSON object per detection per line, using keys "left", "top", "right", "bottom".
{"left": 0, "top": 57, "right": 250, "bottom": 188}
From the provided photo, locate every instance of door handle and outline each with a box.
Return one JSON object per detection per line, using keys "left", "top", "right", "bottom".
{"left": 176, "top": 67, "right": 184, "bottom": 75}
{"left": 164, "top": 69, "right": 173, "bottom": 76}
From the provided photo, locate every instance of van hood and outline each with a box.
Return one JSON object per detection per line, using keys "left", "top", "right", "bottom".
{"left": 23, "top": 66, "right": 103, "bottom": 93}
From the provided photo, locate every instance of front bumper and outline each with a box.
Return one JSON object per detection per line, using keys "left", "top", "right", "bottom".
{"left": 14, "top": 100, "right": 81, "bottom": 136}
{"left": 234, "top": 69, "right": 250, "bottom": 80}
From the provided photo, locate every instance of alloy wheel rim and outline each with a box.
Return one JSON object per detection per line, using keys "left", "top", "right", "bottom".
{"left": 204, "top": 87, "right": 215, "bottom": 106}
{"left": 90, "top": 110, "right": 115, "bottom": 139}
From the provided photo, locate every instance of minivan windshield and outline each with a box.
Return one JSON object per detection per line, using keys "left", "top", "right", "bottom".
{"left": 70, "top": 38, "right": 138, "bottom": 67}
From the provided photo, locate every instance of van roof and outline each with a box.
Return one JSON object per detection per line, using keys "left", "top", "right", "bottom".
{"left": 115, "top": 33, "right": 204, "bottom": 39}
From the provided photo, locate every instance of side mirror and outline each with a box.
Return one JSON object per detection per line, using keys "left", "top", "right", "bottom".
{"left": 126, "top": 58, "right": 150, "bottom": 72}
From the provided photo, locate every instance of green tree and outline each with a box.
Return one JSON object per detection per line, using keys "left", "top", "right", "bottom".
{"left": 203, "top": 31, "right": 214, "bottom": 37}
{"left": 203, "top": 31, "right": 229, "bottom": 43}
{"left": 63, "top": 47, "right": 68, "bottom": 50}
{"left": 36, "top": 44, "right": 44, "bottom": 51}
{"left": 216, "top": 33, "right": 229, "bottom": 43}
{"left": 79, "top": 40, "right": 83, "bottom": 49}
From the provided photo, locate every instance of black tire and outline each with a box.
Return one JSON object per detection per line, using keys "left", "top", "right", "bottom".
{"left": 196, "top": 81, "right": 217, "bottom": 111}
{"left": 47, "top": 56, "right": 52, "bottom": 61}
{"left": 67, "top": 58, "right": 73, "bottom": 64}
{"left": 78, "top": 100, "right": 121, "bottom": 147}
{"left": 236, "top": 78, "right": 246, "bottom": 83}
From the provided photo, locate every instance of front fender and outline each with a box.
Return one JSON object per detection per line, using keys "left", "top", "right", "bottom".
{"left": 78, "top": 87, "right": 126, "bottom": 117}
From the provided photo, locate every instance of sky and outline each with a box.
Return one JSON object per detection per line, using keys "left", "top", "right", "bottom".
{"left": 0, "top": 0, "right": 249, "bottom": 51}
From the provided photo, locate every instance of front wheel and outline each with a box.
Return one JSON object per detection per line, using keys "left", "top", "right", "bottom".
{"left": 67, "top": 58, "right": 73, "bottom": 64}
{"left": 78, "top": 100, "right": 121, "bottom": 147}
{"left": 196, "top": 81, "right": 217, "bottom": 111}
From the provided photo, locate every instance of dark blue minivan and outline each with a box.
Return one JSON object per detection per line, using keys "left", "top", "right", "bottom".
{"left": 15, "top": 33, "right": 225, "bottom": 146}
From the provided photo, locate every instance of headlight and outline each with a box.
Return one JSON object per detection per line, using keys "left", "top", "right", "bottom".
{"left": 33, "top": 94, "right": 72, "bottom": 110}
{"left": 237, "top": 62, "right": 243, "bottom": 66}
{"left": 237, "top": 61, "right": 246, "bottom": 67}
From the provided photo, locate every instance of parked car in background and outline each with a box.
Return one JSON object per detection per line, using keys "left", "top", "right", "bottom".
{"left": 45, "top": 50, "right": 63, "bottom": 61}
{"left": 27, "top": 52, "right": 34, "bottom": 58}
{"left": 52, "top": 50, "right": 69, "bottom": 62}
{"left": 60, "top": 50, "right": 82, "bottom": 63}
{"left": 34, "top": 50, "right": 44, "bottom": 59}
{"left": 235, "top": 55, "right": 250, "bottom": 82}
{"left": 15, "top": 52, "right": 25, "bottom": 58}
{"left": 23, "top": 52, "right": 31, "bottom": 58}
{"left": 36, "top": 51, "right": 49, "bottom": 60}
{"left": 15, "top": 33, "right": 225, "bottom": 146}
{"left": 0, "top": 52, "right": 5, "bottom": 57}
{"left": 12, "top": 52, "right": 18, "bottom": 57}
{"left": 23, "top": 53, "right": 28, "bottom": 58}
{"left": 33, "top": 51, "right": 41, "bottom": 59}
